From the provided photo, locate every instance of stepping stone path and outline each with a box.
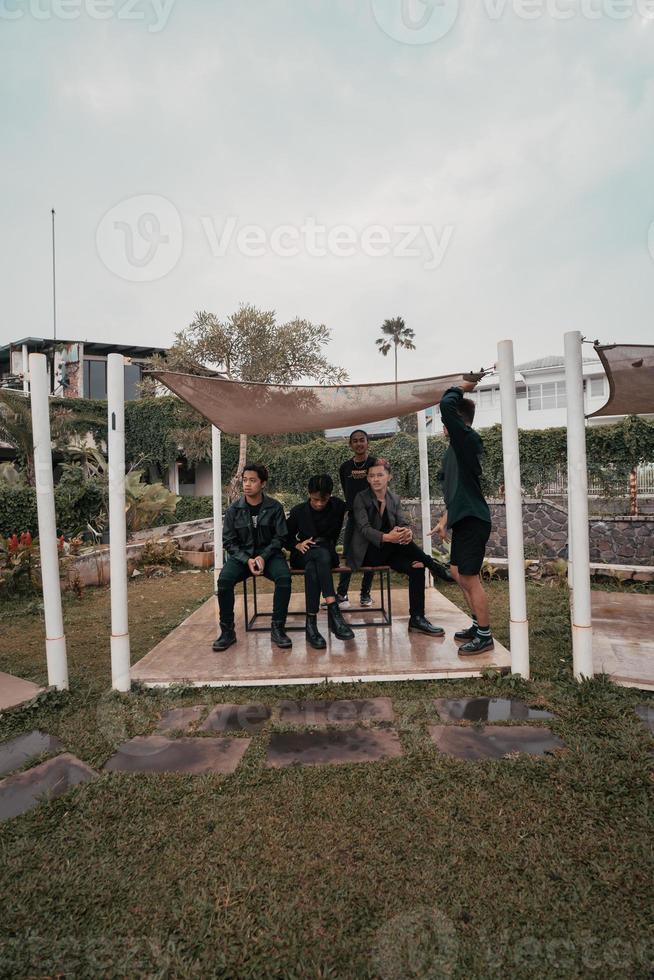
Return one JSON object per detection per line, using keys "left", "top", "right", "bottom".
{"left": 278, "top": 697, "right": 394, "bottom": 727}
{"left": 155, "top": 706, "right": 205, "bottom": 732}
{"left": 635, "top": 705, "right": 653, "bottom": 734}
{"left": 0, "top": 753, "right": 98, "bottom": 822}
{"left": 0, "top": 730, "right": 64, "bottom": 778}
{"left": 428, "top": 725, "right": 565, "bottom": 760}
{"left": 201, "top": 703, "right": 271, "bottom": 733}
{"left": 104, "top": 735, "right": 250, "bottom": 774}
{"left": 434, "top": 697, "right": 555, "bottom": 723}
{"left": 266, "top": 728, "right": 403, "bottom": 769}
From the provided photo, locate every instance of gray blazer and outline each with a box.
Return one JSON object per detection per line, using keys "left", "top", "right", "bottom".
{"left": 347, "top": 487, "right": 410, "bottom": 571}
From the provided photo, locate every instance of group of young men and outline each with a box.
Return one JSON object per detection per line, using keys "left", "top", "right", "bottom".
{"left": 213, "top": 386, "right": 494, "bottom": 657}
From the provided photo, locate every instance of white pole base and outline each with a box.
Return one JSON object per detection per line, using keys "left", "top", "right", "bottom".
{"left": 111, "top": 633, "right": 131, "bottom": 692}
{"left": 509, "top": 618, "right": 530, "bottom": 680}
{"left": 46, "top": 635, "right": 69, "bottom": 690}
{"left": 572, "top": 624, "right": 594, "bottom": 681}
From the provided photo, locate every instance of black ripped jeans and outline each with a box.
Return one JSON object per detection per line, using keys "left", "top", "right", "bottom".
{"left": 291, "top": 545, "right": 337, "bottom": 615}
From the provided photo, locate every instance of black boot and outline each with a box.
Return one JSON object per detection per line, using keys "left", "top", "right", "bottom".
{"left": 305, "top": 614, "right": 327, "bottom": 650}
{"left": 328, "top": 602, "right": 355, "bottom": 640}
{"left": 428, "top": 557, "right": 455, "bottom": 583}
{"left": 408, "top": 615, "right": 445, "bottom": 636}
{"left": 212, "top": 622, "right": 236, "bottom": 652}
{"left": 271, "top": 620, "right": 292, "bottom": 649}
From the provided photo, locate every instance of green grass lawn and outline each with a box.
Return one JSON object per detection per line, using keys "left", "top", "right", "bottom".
{"left": 1, "top": 572, "right": 653, "bottom": 978}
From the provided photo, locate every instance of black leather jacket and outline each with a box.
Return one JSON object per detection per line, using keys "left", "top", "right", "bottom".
{"left": 223, "top": 494, "right": 288, "bottom": 565}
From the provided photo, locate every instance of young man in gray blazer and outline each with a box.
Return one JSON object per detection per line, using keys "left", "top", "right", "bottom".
{"left": 347, "top": 458, "right": 445, "bottom": 636}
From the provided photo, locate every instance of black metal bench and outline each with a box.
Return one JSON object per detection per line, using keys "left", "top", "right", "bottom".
{"left": 243, "top": 565, "right": 392, "bottom": 632}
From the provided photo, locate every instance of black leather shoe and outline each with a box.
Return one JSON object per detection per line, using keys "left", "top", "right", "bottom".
{"left": 305, "top": 614, "right": 327, "bottom": 650}
{"left": 458, "top": 634, "right": 494, "bottom": 656}
{"left": 429, "top": 559, "right": 455, "bottom": 583}
{"left": 408, "top": 615, "right": 445, "bottom": 636}
{"left": 328, "top": 602, "right": 355, "bottom": 640}
{"left": 271, "top": 621, "right": 292, "bottom": 649}
{"left": 454, "top": 624, "right": 478, "bottom": 641}
{"left": 212, "top": 623, "right": 236, "bottom": 652}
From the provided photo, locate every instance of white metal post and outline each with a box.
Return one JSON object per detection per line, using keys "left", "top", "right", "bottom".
{"left": 107, "top": 354, "right": 131, "bottom": 692}
{"left": 212, "top": 425, "right": 224, "bottom": 591}
{"left": 497, "top": 340, "right": 530, "bottom": 678}
{"left": 416, "top": 409, "right": 432, "bottom": 584}
{"left": 29, "top": 354, "right": 68, "bottom": 689}
{"left": 564, "top": 331, "right": 594, "bottom": 680}
{"left": 22, "top": 343, "right": 29, "bottom": 392}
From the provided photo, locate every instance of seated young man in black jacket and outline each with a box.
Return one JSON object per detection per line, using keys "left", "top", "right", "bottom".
{"left": 214, "top": 463, "right": 292, "bottom": 652}
{"left": 348, "top": 458, "right": 445, "bottom": 636}
{"left": 286, "top": 474, "right": 355, "bottom": 649}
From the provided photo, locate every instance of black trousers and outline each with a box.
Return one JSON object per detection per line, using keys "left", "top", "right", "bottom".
{"left": 338, "top": 514, "right": 374, "bottom": 596}
{"left": 363, "top": 540, "right": 432, "bottom": 618}
{"left": 291, "top": 546, "right": 337, "bottom": 615}
{"left": 217, "top": 554, "right": 291, "bottom": 625}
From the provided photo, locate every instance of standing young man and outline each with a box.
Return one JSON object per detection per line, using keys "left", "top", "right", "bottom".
{"left": 336, "top": 429, "right": 376, "bottom": 607}
{"left": 347, "top": 458, "right": 445, "bottom": 636}
{"left": 433, "top": 387, "right": 494, "bottom": 655}
{"left": 213, "top": 463, "right": 292, "bottom": 652}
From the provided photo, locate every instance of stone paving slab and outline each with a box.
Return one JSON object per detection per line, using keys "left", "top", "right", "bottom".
{"left": 635, "top": 705, "right": 653, "bottom": 734}
{"left": 200, "top": 703, "right": 271, "bottom": 734}
{"left": 0, "top": 672, "right": 43, "bottom": 711}
{"left": 428, "top": 725, "right": 565, "bottom": 760}
{"left": 0, "top": 753, "right": 98, "bottom": 822}
{"left": 278, "top": 697, "right": 395, "bottom": 727}
{"left": 155, "top": 706, "right": 205, "bottom": 733}
{"left": 0, "top": 731, "right": 65, "bottom": 778}
{"left": 434, "top": 698, "right": 555, "bottom": 724}
{"left": 104, "top": 736, "right": 251, "bottom": 774}
{"left": 266, "top": 728, "right": 403, "bottom": 769}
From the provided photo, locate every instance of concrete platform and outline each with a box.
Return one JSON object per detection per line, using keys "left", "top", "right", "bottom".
{"left": 0, "top": 672, "right": 43, "bottom": 711}
{"left": 592, "top": 592, "right": 654, "bottom": 691}
{"left": 131, "top": 587, "right": 512, "bottom": 688}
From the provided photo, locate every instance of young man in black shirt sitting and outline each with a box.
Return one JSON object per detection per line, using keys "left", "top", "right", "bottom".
{"left": 336, "top": 429, "right": 376, "bottom": 608}
{"left": 347, "top": 458, "right": 445, "bottom": 636}
{"left": 214, "top": 463, "right": 292, "bottom": 652}
{"left": 286, "top": 474, "right": 355, "bottom": 649}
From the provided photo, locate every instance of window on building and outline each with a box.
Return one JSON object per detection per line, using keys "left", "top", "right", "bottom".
{"left": 125, "top": 362, "right": 142, "bottom": 401}
{"left": 84, "top": 359, "right": 107, "bottom": 399}
{"left": 527, "top": 380, "right": 566, "bottom": 410}
{"left": 590, "top": 376, "right": 605, "bottom": 399}
{"left": 478, "top": 387, "right": 497, "bottom": 409}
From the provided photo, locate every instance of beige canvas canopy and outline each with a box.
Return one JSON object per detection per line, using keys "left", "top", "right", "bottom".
{"left": 151, "top": 370, "right": 484, "bottom": 435}
{"left": 588, "top": 343, "right": 654, "bottom": 418}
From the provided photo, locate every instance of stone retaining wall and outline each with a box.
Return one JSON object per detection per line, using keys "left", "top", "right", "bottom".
{"left": 403, "top": 499, "right": 654, "bottom": 567}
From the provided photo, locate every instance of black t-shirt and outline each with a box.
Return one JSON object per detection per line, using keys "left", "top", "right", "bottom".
{"left": 247, "top": 501, "right": 262, "bottom": 552}
{"left": 309, "top": 502, "right": 336, "bottom": 541}
{"left": 339, "top": 455, "right": 375, "bottom": 512}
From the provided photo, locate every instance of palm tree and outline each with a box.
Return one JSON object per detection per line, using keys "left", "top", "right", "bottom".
{"left": 375, "top": 317, "right": 416, "bottom": 385}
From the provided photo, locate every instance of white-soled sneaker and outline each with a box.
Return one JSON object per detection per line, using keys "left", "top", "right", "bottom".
{"left": 360, "top": 592, "right": 373, "bottom": 607}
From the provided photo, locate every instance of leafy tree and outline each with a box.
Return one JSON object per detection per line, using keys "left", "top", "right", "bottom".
{"left": 145, "top": 304, "right": 347, "bottom": 498}
{"left": 375, "top": 316, "right": 416, "bottom": 385}
{"left": 0, "top": 390, "right": 104, "bottom": 486}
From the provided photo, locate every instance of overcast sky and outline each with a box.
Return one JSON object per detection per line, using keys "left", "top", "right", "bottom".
{"left": 2, "top": 0, "right": 653, "bottom": 382}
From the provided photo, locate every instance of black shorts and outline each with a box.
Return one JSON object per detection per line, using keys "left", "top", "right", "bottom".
{"left": 450, "top": 517, "right": 491, "bottom": 576}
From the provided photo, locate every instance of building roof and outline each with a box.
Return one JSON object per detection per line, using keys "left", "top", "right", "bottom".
{"left": 0, "top": 337, "right": 167, "bottom": 358}
{"left": 516, "top": 355, "right": 597, "bottom": 371}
